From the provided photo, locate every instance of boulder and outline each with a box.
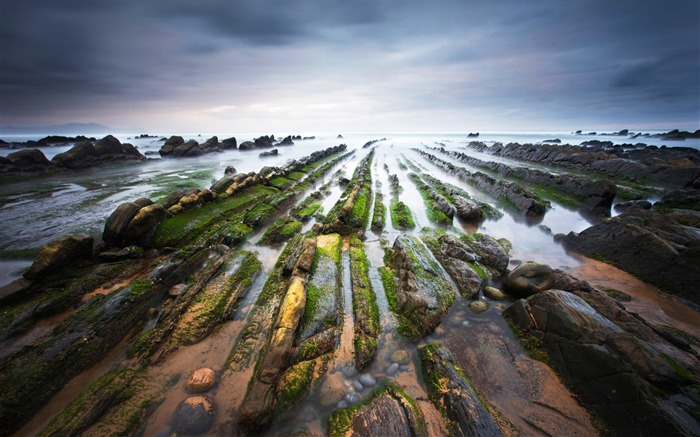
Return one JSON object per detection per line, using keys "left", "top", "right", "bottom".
{"left": 24, "top": 234, "right": 94, "bottom": 279}
{"left": 452, "top": 195, "right": 484, "bottom": 222}
{"left": 200, "top": 136, "right": 219, "bottom": 152}
{"left": 172, "top": 140, "right": 201, "bottom": 157}
{"left": 52, "top": 136, "right": 145, "bottom": 169}
{"left": 259, "top": 148, "right": 279, "bottom": 157}
{"left": 102, "top": 202, "right": 143, "bottom": 247}
{"left": 187, "top": 368, "right": 216, "bottom": 393}
{"left": 221, "top": 137, "right": 237, "bottom": 149}
{"left": 125, "top": 203, "right": 166, "bottom": 243}
{"left": 502, "top": 262, "right": 554, "bottom": 297}
{"left": 52, "top": 141, "right": 97, "bottom": 169}
{"left": 173, "top": 396, "right": 215, "bottom": 434}
{"left": 224, "top": 165, "right": 236, "bottom": 175}
{"left": 210, "top": 176, "right": 236, "bottom": 194}
{"left": 653, "top": 188, "right": 700, "bottom": 211}
{"left": 3, "top": 149, "right": 54, "bottom": 173}
{"left": 277, "top": 135, "right": 294, "bottom": 146}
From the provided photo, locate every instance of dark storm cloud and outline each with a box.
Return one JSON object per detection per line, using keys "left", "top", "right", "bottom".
{"left": 1, "top": 0, "right": 698, "bottom": 130}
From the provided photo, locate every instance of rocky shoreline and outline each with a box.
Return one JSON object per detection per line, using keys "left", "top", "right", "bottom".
{"left": 0, "top": 133, "right": 698, "bottom": 436}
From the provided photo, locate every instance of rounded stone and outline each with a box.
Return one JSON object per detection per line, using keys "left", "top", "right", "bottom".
{"left": 386, "top": 363, "right": 400, "bottom": 375}
{"left": 336, "top": 400, "right": 348, "bottom": 409}
{"left": 359, "top": 373, "right": 377, "bottom": 387}
{"left": 345, "top": 392, "right": 361, "bottom": 404}
{"left": 483, "top": 286, "right": 506, "bottom": 301}
{"left": 187, "top": 368, "right": 216, "bottom": 393}
{"left": 390, "top": 350, "right": 410, "bottom": 365}
{"left": 173, "top": 396, "right": 215, "bottom": 434}
{"left": 469, "top": 300, "right": 489, "bottom": 313}
{"left": 352, "top": 380, "right": 364, "bottom": 392}
{"left": 169, "top": 283, "right": 187, "bottom": 297}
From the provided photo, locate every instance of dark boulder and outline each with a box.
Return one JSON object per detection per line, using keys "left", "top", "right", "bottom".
{"left": 334, "top": 386, "right": 426, "bottom": 437}
{"left": 259, "top": 148, "right": 278, "bottom": 157}
{"left": 159, "top": 135, "right": 184, "bottom": 156}
{"left": 221, "top": 137, "right": 237, "bottom": 149}
{"left": 614, "top": 199, "right": 652, "bottom": 212}
{"left": 277, "top": 135, "right": 294, "bottom": 146}
{"left": 125, "top": 204, "right": 166, "bottom": 243}
{"left": 24, "top": 234, "right": 94, "bottom": 279}
{"left": 653, "top": 188, "right": 700, "bottom": 211}
{"left": 2, "top": 149, "right": 54, "bottom": 173}
{"left": 53, "top": 136, "right": 145, "bottom": 169}
{"left": 173, "top": 396, "right": 215, "bottom": 434}
{"left": 172, "top": 140, "right": 202, "bottom": 157}
{"left": 102, "top": 202, "right": 143, "bottom": 247}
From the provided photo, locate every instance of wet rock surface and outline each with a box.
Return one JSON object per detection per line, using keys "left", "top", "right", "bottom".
{"left": 24, "top": 234, "right": 94, "bottom": 279}
{"left": 3, "top": 134, "right": 700, "bottom": 437}
{"left": 173, "top": 396, "right": 215, "bottom": 434}
{"left": 505, "top": 289, "right": 698, "bottom": 436}
{"left": 563, "top": 210, "right": 700, "bottom": 303}
{"left": 420, "top": 343, "right": 503, "bottom": 436}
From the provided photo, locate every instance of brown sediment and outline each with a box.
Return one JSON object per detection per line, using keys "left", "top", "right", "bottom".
{"left": 571, "top": 254, "right": 700, "bottom": 339}
{"left": 81, "top": 261, "right": 151, "bottom": 302}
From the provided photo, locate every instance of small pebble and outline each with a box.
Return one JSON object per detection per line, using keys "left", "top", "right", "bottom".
{"left": 400, "top": 365, "right": 410, "bottom": 371}
{"left": 386, "top": 363, "right": 400, "bottom": 375}
{"left": 390, "top": 350, "right": 410, "bottom": 365}
{"left": 469, "top": 300, "right": 489, "bottom": 313}
{"left": 336, "top": 401, "right": 348, "bottom": 409}
{"left": 352, "top": 380, "right": 364, "bottom": 392}
{"left": 462, "top": 320, "right": 470, "bottom": 326}
{"left": 345, "top": 392, "right": 361, "bottom": 404}
{"left": 359, "top": 373, "right": 376, "bottom": 387}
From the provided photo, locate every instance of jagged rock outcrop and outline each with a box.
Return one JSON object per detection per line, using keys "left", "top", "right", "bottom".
{"left": 385, "top": 235, "right": 457, "bottom": 339}
{"left": 563, "top": 210, "right": 700, "bottom": 303}
{"left": 505, "top": 289, "right": 694, "bottom": 436}
{"left": 238, "top": 238, "right": 316, "bottom": 429}
{"left": 259, "top": 148, "right": 278, "bottom": 157}
{"left": 329, "top": 385, "right": 427, "bottom": 437}
{"left": 467, "top": 141, "right": 700, "bottom": 189}
{"left": 0, "top": 149, "right": 55, "bottom": 173}
{"left": 423, "top": 233, "right": 509, "bottom": 299}
{"left": 23, "top": 234, "right": 94, "bottom": 280}
{"left": 420, "top": 343, "right": 503, "bottom": 436}
{"left": 52, "top": 135, "right": 144, "bottom": 170}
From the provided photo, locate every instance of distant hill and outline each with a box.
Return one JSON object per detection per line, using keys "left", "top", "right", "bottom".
{"left": 1, "top": 123, "right": 118, "bottom": 136}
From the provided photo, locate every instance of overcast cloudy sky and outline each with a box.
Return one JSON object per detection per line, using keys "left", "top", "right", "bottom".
{"left": 1, "top": 0, "right": 698, "bottom": 133}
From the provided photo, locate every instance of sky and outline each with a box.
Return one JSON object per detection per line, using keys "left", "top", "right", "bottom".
{"left": 1, "top": 0, "right": 698, "bottom": 134}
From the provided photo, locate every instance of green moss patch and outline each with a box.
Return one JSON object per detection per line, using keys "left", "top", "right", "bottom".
{"left": 390, "top": 198, "right": 416, "bottom": 229}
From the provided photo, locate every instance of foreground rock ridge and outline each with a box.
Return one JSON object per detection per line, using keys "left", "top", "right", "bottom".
{"left": 0, "top": 133, "right": 698, "bottom": 436}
